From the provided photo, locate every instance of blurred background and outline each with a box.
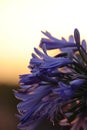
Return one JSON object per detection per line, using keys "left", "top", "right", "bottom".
{"left": 0, "top": 0, "right": 87, "bottom": 129}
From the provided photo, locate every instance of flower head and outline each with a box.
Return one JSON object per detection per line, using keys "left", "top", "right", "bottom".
{"left": 14, "top": 28, "right": 87, "bottom": 130}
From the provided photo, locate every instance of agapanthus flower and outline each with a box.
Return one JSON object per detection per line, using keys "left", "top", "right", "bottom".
{"left": 14, "top": 28, "right": 87, "bottom": 130}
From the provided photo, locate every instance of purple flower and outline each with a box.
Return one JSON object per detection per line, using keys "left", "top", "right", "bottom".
{"left": 30, "top": 48, "right": 73, "bottom": 70}
{"left": 53, "top": 82, "right": 74, "bottom": 102}
{"left": 40, "top": 31, "right": 76, "bottom": 50}
{"left": 15, "top": 28, "right": 87, "bottom": 130}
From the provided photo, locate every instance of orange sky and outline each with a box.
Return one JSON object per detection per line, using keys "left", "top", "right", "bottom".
{"left": 0, "top": 0, "right": 87, "bottom": 84}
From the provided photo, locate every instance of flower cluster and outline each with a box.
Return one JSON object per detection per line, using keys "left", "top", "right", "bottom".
{"left": 14, "top": 29, "right": 87, "bottom": 130}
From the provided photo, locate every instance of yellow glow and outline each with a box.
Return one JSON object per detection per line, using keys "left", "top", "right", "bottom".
{"left": 0, "top": 0, "right": 87, "bottom": 84}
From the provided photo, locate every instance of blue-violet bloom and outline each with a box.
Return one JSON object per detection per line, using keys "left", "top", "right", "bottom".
{"left": 14, "top": 28, "right": 87, "bottom": 130}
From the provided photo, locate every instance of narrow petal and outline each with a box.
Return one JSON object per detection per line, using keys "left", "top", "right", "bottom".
{"left": 74, "top": 28, "right": 80, "bottom": 46}
{"left": 40, "top": 39, "right": 76, "bottom": 50}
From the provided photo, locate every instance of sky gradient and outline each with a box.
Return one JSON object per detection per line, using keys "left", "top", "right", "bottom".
{"left": 0, "top": 0, "right": 87, "bottom": 84}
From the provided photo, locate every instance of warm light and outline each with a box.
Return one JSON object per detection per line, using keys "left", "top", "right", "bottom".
{"left": 0, "top": 0, "right": 87, "bottom": 84}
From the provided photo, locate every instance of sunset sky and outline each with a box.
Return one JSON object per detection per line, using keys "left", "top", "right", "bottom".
{"left": 1, "top": 0, "right": 87, "bottom": 84}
